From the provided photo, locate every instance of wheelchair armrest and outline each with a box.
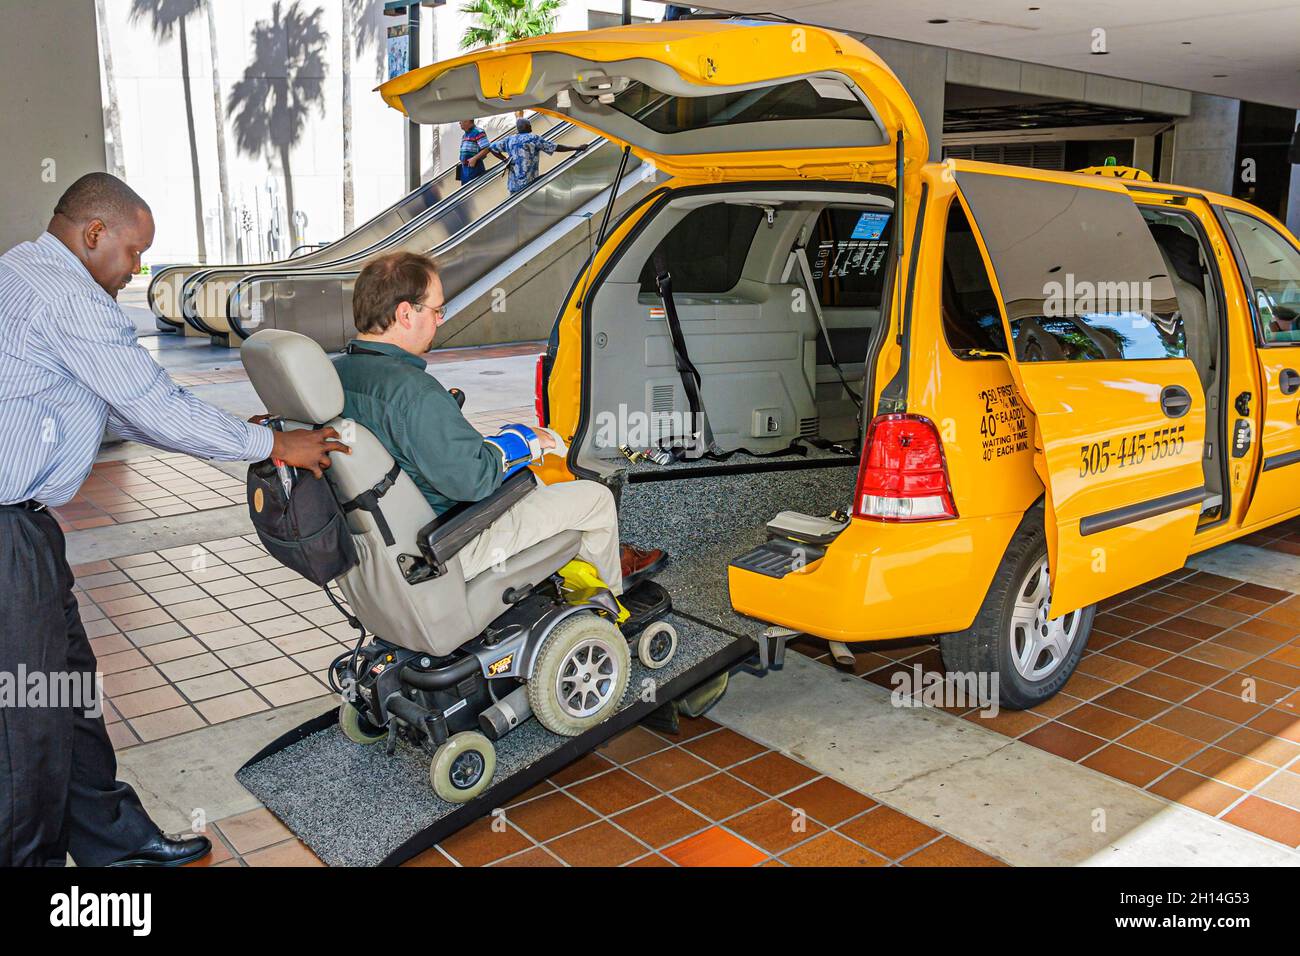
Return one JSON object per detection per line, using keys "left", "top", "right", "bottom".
{"left": 416, "top": 470, "right": 537, "bottom": 573}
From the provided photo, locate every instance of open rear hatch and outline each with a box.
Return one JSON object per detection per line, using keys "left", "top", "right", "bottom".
{"left": 378, "top": 19, "right": 927, "bottom": 182}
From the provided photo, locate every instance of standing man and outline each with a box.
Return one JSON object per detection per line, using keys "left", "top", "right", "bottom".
{"left": 0, "top": 173, "right": 347, "bottom": 867}
{"left": 456, "top": 119, "right": 498, "bottom": 186}
{"left": 499, "top": 117, "right": 588, "bottom": 196}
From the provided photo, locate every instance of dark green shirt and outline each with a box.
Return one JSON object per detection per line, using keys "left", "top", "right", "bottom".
{"left": 333, "top": 340, "right": 503, "bottom": 515}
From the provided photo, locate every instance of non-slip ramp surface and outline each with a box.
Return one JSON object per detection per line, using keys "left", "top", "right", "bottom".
{"left": 237, "top": 614, "right": 747, "bottom": 866}
{"left": 619, "top": 459, "right": 858, "bottom": 635}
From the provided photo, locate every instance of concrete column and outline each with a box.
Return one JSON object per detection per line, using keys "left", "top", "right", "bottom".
{"left": 0, "top": 0, "right": 105, "bottom": 251}
{"left": 1170, "top": 93, "right": 1240, "bottom": 194}
{"left": 865, "top": 37, "right": 947, "bottom": 163}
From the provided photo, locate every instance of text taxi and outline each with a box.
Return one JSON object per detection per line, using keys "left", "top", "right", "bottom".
{"left": 381, "top": 18, "right": 1300, "bottom": 708}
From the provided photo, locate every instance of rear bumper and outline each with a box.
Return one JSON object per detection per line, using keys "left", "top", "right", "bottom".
{"left": 727, "top": 513, "right": 1023, "bottom": 643}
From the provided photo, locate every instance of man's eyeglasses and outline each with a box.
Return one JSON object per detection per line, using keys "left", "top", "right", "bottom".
{"left": 411, "top": 300, "right": 448, "bottom": 323}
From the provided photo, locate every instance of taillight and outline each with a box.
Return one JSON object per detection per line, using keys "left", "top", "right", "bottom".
{"left": 854, "top": 414, "right": 957, "bottom": 521}
{"left": 534, "top": 354, "right": 546, "bottom": 426}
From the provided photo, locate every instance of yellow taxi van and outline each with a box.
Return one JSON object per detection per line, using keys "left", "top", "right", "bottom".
{"left": 380, "top": 18, "right": 1300, "bottom": 708}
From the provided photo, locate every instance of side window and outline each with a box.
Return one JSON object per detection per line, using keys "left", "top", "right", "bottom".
{"left": 807, "top": 207, "right": 894, "bottom": 308}
{"left": 939, "top": 200, "right": 1009, "bottom": 358}
{"left": 956, "top": 173, "right": 1184, "bottom": 362}
{"left": 638, "top": 204, "right": 764, "bottom": 294}
{"left": 1222, "top": 210, "right": 1300, "bottom": 344}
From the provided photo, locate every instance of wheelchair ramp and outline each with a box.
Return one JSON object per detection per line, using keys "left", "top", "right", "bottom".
{"left": 236, "top": 614, "right": 750, "bottom": 866}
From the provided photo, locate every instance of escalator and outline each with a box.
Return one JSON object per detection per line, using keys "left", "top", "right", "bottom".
{"left": 146, "top": 116, "right": 563, "bottom": 332}
{"left": 161, "top": 119, "right": 648, "bottom": 351}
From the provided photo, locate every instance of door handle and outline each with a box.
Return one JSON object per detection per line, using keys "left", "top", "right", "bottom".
{"left": 1280, "top": 368, "right": 1300, "bottom": 396}
{"left": 1160, "top": 385, "right": 1192, "bottom": 419}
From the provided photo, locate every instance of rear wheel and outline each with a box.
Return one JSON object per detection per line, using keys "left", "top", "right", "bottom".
{"left": 430, "top": 731, "right": 496, "bottom": 803}
{"left": 338, "top": 702, "right": 386, "bottom": 745}
{"left": 529, "top": 614, "right": 630, "bottom": 736}
{"left": 938, "top": 505, "right": 1094, "bottom": 710}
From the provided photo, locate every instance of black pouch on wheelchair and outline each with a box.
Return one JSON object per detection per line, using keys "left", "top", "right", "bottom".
{"left": 247, "top": 460, "right": 358, "bottom": 586}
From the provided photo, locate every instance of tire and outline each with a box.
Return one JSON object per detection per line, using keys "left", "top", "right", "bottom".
{"left": 637, "top": 621, "right": 678, "bottom": 669}
{"left": 528, "top": 613, "right": 631, "bottom": 736}
{"left": 429, "top": 731, "right": 497, "bottom": 803}
{"left": 938, "top": 504, "right": 1095, "bottom": 710}
{"left": 338, "top": 702, "right": 386, "bottom": 745}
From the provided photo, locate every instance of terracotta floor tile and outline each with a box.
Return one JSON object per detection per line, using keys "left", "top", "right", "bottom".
{"left": 1215, "top": 727, "right": 1300, "bottom": 767}
{"left": 1240, "top": 659, "right": 1300, "bottom": 690}
{"left": 1210, "top": 592, "right": 1270, "bottom": 616}
{"left": 1212, "top": 630, "right": 1284, "bottom": 658}
{"left": 1075, "top": 653, "right": 1145, "bottom": 685}
{"left": 1057, "top": 671, "right": 1115, "bottom": 702}
{"left": 662, "top": 826, "right": 766, "bottom": 867}
{"left": 728, "top": 751, "right": 819, "bottom": 796}
{"left": 243, "top": 840, "right": 324, "bottom": 867}
{"left": 567, "top": 768, "right": 657, "bottom": 816}
{"left": 1222, "top": 796, "right": 1300, "bottom": 847}
{"left": 1125, "top": 670, "right": 1200, "bottom": 703}
{"left": 613, "top": 796, "right": 707, "bottom": 848}
{"left": 675, "top": 773, "right": 767, "bottom": 821}
{"left": 437, "top": 816, "right": 532, "bottom": 866}
{"left": 1184, "top": 642, "right": 1258, "bottom": 672}
{"left": 507, "top": 791, "right": 598, "bottom": 843}
{"left": 1112, "top": 602, "right": 1171, "bottom": 627}
{"left": 664, "top": 715, "right": 720, "bottom": 741}
{"left": 597, "top": 726, "right": 671, "bottom": 764}
{"left": 490, "top": 847, "right": 563, "bottom": 867}
{"left": 217, "top": 807, "right": 294, "bottom": 855}
{"left": 126, "top": 705, "right": 205, "bottom": 742}
{"left": 1132, "top": 627, "right": 1200, "bottom": 654}
{"left": 626, "top": 747, "right": 713, "bottom": 792}
{"left": 839, "top": 805, "right": 940, "bottom": 860}
{"left": 547, "top": 752, "right": 614, "bottom": 787}
{"left": 682, "top": 728, "right": 768, "bottom": 768}
{"left": 1233, "top": 583, "right": 1291, "bottom": 605}
{"left": 1255, "top": 771, "right": 1300, "bottom": 812}
{"left": 627, "top": 852, "right": 672, "bottom": 867}
{"left": 727, "top": 800, "right": 824, "bottom": 854}
{"left": 1157, "top": 656, "right": 1231, "bottom": 686}
{"left": 783, "top": 777, "right": 876, "bottom": 827}
{"left": 1093, "top": 686, "right": 1174, "bottom": 721}
{"left": 1182, "top": 747, "right": 1275, "bottom": 789}
{"left": 1214, "top": 672, "right": 1292, "bottom": 707}
{"left": 1020, "top": 692, "right": 1084, "bottom": 720}
{"left": 546, "top": 821, "right": 646, "bottom": 866}
{"left": 1058, "top": 703, "right": 1142, "bottom": 740}
{"left": 1153, "top": 706, "right": 1236, "bottom": 743}
{"left": 962, "top": 707, "right": 1046, "bottom": 738}
{"left": 1093, "top": 614, "right": 1145, "bottom": 638}
{"left": 1118, "top": 724, "right": 1204, "bottom": 764}
{"left": 1147, "top": 769, "right": 1243, "bottom": 815}
{"left": 1082, "top": 744, "right": 1173, "bottom": 787}
{"left": 398, "top": 846, "right": 454, "bottom": 867}
{"left": 1246, "top": 709, "right": 1300, "bottom": 743}
{"left": 1104, "top": 639, "right": 1172, "bottom": 668}
{"left": 902, "top": 836, "right": 1007, "bottom": 867}
{"left": 1185, "top": 603, "right": 1250, "bottom": 630}
{"left": 1184, "top": 689, "right": 1266, "bottom": 725}
{"left": 780, "top": 831, "right": 887, "bottom": 867}
{"left": 1022, "top": 722, "right": 1107, "bottom": 761}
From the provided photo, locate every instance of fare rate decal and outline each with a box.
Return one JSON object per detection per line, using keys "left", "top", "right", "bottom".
{"left": 978, "top": 384, "right": 1029, "bottom": 462}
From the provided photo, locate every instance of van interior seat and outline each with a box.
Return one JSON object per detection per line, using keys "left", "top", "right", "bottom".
{"left": 241, "top": 329, "right": 581, "bottom": 658}
{"left": 1149, "top": 223, "right": 1217, "bottom": 390}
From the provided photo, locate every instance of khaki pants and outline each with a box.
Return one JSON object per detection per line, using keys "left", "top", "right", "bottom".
{"left": 457, "top": 480, "right": 623, "bottom": 594}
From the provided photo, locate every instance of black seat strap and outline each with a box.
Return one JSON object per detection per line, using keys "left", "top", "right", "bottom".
{"left": 343, "top": 461, "right": 402, "bottom": 547}
{"left": 653, "top": 258, "right": 721, "bottom": 456}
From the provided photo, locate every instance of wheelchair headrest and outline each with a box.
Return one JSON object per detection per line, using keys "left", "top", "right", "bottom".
{"left": 241, "top": 329, "right": 344, "bottom": 425}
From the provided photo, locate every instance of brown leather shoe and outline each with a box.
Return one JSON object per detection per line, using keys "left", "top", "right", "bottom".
{"left": 621, "top": 544, "right": 666, "bottom": 585}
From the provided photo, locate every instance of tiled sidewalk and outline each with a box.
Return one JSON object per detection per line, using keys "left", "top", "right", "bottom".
{"left": 1242, "top": 516, "right": 1300, "bottom": 556}
{"left": 197, "top": 717, "right": 1006, "bottom": 867}
{"left": 798, "top": 568, "right": 1300, "bottom": 849}
{"left": 74, "top": 535, "right": 350, "bottom": 748}
{"left": 51, "top": 454, "right": 245, "bottom": 531}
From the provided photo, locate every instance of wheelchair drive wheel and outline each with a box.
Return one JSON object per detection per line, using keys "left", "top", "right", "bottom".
{"left": 637, "top": 620, "right": 678, "bottom": 669}
{"left": 528, "top": 613, "right": 630, "bottom": 736}
{"left": 430, "top": 731, "right": 497, "bottom": 803}
{"left": 338, "top": 702, "right": 386, "bottom": 745}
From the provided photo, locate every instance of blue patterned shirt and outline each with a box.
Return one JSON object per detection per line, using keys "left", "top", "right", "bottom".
{"left": 500, "top": 132, "right": 557, "bottom": 195}
{"left": 0, "top": 232, "right": 273, "bottom": 506}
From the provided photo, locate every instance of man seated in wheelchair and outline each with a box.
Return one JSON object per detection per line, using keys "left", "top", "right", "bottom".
{"left": 333, "top": 250, "right": 665, "bottom": 592}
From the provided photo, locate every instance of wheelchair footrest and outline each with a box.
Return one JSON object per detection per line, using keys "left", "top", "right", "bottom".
{"left": 619, "top": 579, "right": 672, "bottom": 637}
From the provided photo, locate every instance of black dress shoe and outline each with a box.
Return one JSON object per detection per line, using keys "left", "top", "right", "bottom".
{"left": 107, "top": 832, "right": 212, "bottom": 867}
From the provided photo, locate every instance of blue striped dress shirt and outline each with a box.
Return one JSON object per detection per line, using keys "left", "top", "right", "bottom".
{"left": 0, "top": 232, "right": 274, "bottom": 507}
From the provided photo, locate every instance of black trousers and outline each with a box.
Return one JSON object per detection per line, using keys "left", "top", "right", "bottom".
{"left": 0, "top": 506, "right": 157, "bottom": 866}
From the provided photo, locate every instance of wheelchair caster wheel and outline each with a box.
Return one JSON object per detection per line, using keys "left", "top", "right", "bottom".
{"left": 338, "top": 702, "right": 386, "bottom": 745}
{"left": 430, "top": 731, "right": 496, "bottom": 803}
{"left": 637, "top": 621, "right": 677, "bottom": 670}
{"left": 529, "top": 613, "right": 631, "bottom": 736}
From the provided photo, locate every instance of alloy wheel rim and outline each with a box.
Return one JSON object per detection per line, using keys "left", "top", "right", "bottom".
{"left": 1009, "top": 557, "right": 1080, "bottom": 682}
{"left": 556, "top": 637, "right": 619, "bottom": 718}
